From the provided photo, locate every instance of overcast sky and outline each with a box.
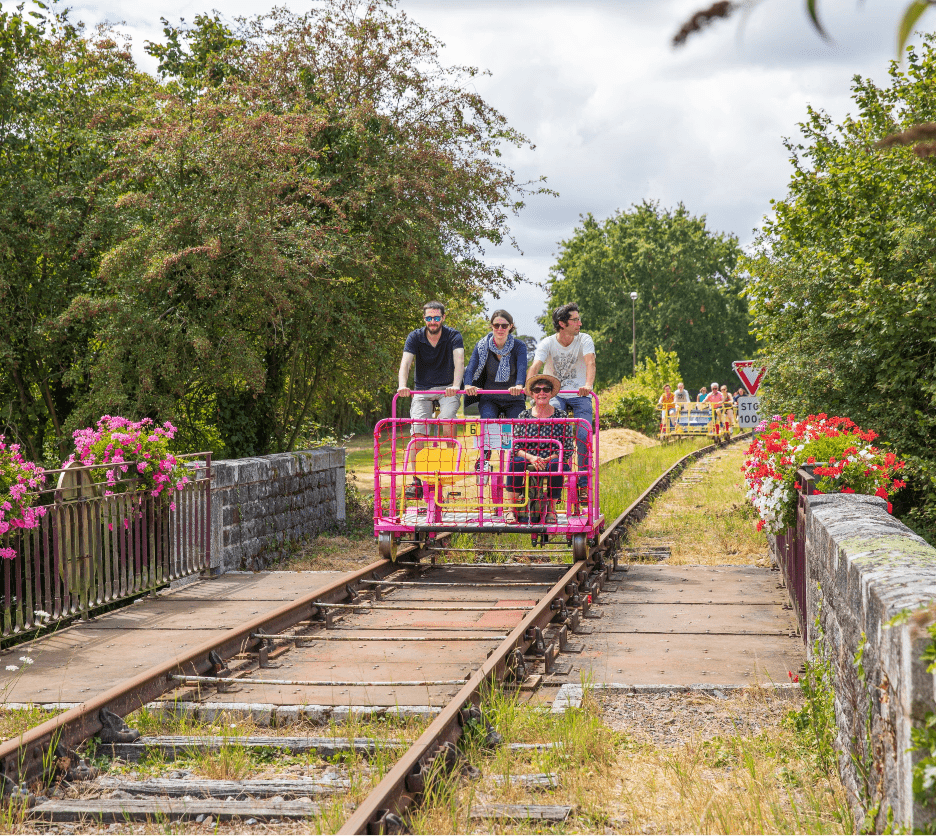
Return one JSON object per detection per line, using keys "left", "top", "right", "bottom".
{"left": 47, "top": 0, "right": 923, "bottom": 336}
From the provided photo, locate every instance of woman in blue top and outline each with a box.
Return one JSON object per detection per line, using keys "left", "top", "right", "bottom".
{"left": 464, "top": 310, "right": 528, "bottom": 468}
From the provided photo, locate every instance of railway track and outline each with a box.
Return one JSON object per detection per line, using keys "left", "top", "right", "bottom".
{"left": 2, "top": 435, "right": 746, "bottom": 832}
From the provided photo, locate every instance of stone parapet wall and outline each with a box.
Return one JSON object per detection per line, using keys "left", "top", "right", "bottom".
{"left": 209, "top": 448, "right": 345, "bottom": 573}
{"left": 796, "top": 494, "right": 936, "bottom": 830}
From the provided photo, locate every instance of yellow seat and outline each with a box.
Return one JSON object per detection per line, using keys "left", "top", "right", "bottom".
{"left": 413, "top": 446, "right": 460, "bottom": 487}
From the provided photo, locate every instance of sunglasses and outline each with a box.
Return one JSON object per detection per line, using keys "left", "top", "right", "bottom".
{"left": 491, "top": 323, "right": 510, "bottom": 329}
{"left": 531, "top": 385, "right": 553, "bottom": 393}
{"left": 424, "top": 315, "right": 442, "bottom": 322}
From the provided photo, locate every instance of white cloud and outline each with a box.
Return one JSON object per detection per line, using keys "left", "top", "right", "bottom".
{"left": 57, "top": 0, "right": 925, "bottom": 338}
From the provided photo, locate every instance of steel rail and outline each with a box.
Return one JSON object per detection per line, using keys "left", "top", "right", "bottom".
{"left": 316, "top": 603, "right": 533, "bottom": 612}
{"left": 337, "top": 433, "right": 751, "bottom": 834}
{"left": 0, "top": 537, "right": 434, "bottom": 789}
{"left": 337, "top": 554, "right": 596, "bottom": 835}
{"left": 171, "top": 675, "right": 469, "bottom": 688}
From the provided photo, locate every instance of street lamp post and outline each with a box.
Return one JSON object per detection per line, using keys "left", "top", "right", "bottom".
{"left": 630, "top": 291, "right": 638, "bottom": 374}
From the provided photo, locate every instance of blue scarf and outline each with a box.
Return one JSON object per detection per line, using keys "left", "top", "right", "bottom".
{"left": 473, "top": 333, "right": 515, "bottom": 384}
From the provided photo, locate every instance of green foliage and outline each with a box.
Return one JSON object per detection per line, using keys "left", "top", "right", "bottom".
{"left": 788, "top": 617, "right": 837, "bottom": 774}
{"left": 602, "top": 392, "right": 657, "bottom": 434}
{"left": 65, "top": 3, "right": 545, "bottom": 457}
{"left": 599, "top": 347, "right": 682, "bottom": 432}
{"left": 542, "top": 202, "right": 754, "bottom": 389}
{"left": 912, "top": 621, "right": 936, "bottom": 809}
{"left": 0, "top": 3, "right": 150, "bottom": 464}
{"left": 745, "top": 33, "right": 936, "bottom": 540}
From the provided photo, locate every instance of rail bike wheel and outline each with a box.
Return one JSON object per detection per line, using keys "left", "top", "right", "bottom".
{"left": 378, "top": 532, "right": 398, "bottom": 562}
{"left": 572, "top": 533, "right": 588, "bottom": 562}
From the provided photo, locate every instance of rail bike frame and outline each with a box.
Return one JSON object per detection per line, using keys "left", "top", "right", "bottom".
{"left": 656, "top": 402, "right": 737, "bottom": 443}
{"left": 373, "top": 390, "right": 604, "bottom": 559}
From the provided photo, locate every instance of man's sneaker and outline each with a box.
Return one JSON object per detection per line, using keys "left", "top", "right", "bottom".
{"left": 577, "top": 485, "right": 589, "bottom": 505}
{"left": 405, "top": 477, "right": 423, "bottom": 501}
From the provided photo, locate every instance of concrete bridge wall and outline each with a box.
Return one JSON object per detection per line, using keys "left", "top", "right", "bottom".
{"left": 792, "top": 494, "right": 936, "bottom": 830}
{"left": 208, "top": 448, "right": 346, "bottom": 573}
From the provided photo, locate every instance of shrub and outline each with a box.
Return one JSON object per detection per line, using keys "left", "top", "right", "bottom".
{"left": 602, "top": 393, "right": 658, "bottom": 434}
{"left": 0, "top": 436, "right": 46, "bottom": 560}
{"left": 599, "top": 346, "right": 682, "bottom": 434}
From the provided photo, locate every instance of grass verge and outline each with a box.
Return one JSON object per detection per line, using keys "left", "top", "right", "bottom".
{"left": 409, "top": 682, "right": 852, "bottom": 834}
{"left": 599, "top": 437, "right": 709, "bottom": 522}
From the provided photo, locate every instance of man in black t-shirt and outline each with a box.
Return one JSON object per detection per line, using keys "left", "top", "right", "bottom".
{"left": 397, "top": 300, "right": 465, "bottom": 439}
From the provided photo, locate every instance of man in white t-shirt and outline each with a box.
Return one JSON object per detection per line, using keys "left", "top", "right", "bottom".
{"left": 527, "top": 303, "right": 596, "bottom": 503}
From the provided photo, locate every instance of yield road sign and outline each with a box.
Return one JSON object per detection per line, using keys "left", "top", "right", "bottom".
{"left": 732, "top": 360, "right": 768, "bottom": 395}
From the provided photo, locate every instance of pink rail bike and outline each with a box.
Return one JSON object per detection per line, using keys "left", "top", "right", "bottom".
{"left": 373, "top": 390, "right": 605, "bottom": 562}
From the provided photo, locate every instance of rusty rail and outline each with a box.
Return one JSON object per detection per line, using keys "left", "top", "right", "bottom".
{"left": 0, "top": 550, "right": 421, "bottom": 790}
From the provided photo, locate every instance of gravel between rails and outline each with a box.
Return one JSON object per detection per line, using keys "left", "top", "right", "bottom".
{"left": 597, "top": 688, "right": 804, "bottom": 747}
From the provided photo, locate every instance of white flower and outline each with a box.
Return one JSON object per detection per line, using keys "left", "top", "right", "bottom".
{"left": 19, "top": 656, "right": 33, "bottom": 665}
{"left": 923, "top": 764, "right": 936, "bottom": 790}
{"left": 34, "top": 610, "right": 50, "bottom": 619}
{"left": 5, "top": 665, "right": 18, "bottom": 671}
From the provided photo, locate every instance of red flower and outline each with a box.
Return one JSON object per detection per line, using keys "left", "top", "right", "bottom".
{"left": 841, "top": 487, "right": 855, "bottom": 494}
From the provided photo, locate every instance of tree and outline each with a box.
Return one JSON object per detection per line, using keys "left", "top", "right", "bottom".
{"left": 542, "top": 202, "right": 753, "bottom": 390}
{"left": 745, "top": 34, "right": 936, "bottom": 537}
{"left": 63, "top": 1, "right": 546, "bottom": 456}
{"left": 0, "top": 5, "right": 147, "bottom": 463}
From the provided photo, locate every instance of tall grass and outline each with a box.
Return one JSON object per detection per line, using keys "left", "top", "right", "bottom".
{"left": 408, "top": 682, "right": 851, "bottom": 835}
{"left": 600, "top": 438, "right": 708, "bottom": 522}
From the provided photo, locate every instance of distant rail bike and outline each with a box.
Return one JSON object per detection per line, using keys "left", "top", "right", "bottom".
{"left": 373, "top": 390, "right": 604, "bottom": 562}
{"left": 656, "top": 402, "right": 737, "bottom": 444}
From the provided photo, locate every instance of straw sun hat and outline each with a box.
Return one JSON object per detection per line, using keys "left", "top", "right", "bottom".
{"left": 524, "top": 373, "right": 561, "bottom": 397}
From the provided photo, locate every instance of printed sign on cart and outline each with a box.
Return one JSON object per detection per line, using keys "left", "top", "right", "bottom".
{"left": 736, "top": 396, "right": 761, "bottom": 429}
{"left": 480, "top": 423, "right": 514, "bottom": 449}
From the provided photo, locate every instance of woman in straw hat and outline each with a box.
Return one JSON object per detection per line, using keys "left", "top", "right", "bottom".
{"left": 503, "top": 373, "right": 575, "bottom": 525}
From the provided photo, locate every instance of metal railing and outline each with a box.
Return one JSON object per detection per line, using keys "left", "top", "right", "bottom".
{"left": 0, "top": 453, "right": 212, "bottom": 639}
{"left": 774, "top": 467, "right": 814, "bottom": 644}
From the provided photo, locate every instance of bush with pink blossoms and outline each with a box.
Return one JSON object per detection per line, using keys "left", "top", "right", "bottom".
{"left": 0, "top": 436, "right": 47, "bottom": 560}
{"left": 66, "top": 416, "right": 189, "bottom": 510}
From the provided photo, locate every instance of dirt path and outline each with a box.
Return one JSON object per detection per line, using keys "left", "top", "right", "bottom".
{"left": 598, "top": 427, "right": 657, "bottom": 463}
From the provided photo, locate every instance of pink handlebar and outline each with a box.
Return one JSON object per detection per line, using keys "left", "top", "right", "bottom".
{"left": 391, "top": 389, "right": 601, "bottom": 419}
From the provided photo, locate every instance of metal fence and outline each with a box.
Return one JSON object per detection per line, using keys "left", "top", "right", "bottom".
{"left": 773, "top": 467, "right": 815, "bottom": 644}
{"left": 0, "top": 454, "right": 211, "bottom": 639}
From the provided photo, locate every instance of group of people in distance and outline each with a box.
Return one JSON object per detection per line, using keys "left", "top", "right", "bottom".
{"left": 657, "top": 382, "right": 744, "bottom": 408}
{"left": 657, "top": 382, "right": 745, "bottom": 433}
{"left": 396, "top": 301, "right": 594, "bottom": 524}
